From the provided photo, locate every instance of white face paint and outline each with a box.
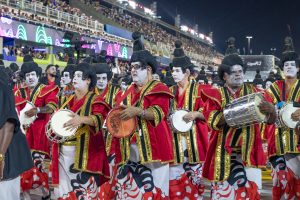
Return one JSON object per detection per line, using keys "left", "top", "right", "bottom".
{"left": 121, "top": 81, "right": 127, "bottom": 91}
{"left": 96, "top": 73, "right": 108, "bottom": 90}
{"left": 265, "top": 81, "right": 272, "bottom": 89}
{"left": 171, "top": 67, "right": 185, "bottom": 83}
{"left": 72, "top": 71, "right": 88, "bottom": 90}
{"left": 198, "top": 80, "right": 205, "bottom": 84}
{"left": 61, "top": 71, "right": 71, "bottom": 86}
{"left": 152, "top": 74, "right": 160, "bottom": 81}
{"left": 256, "top": 84, "right": 263, "bottom": 90}
{"left": 25, "top": 71, "right": 39, "bottom": 88}
{"left": 226, "top": 65, "right": 244, "bottom": 87}
{"left": 284, "top": 61, "right": 298, "bottom": 78}
{"left": 208, "top": 80, "right": 212, "bottom": 85}
{"left": 131, "top": 62, "right": 148, "bottom": 86}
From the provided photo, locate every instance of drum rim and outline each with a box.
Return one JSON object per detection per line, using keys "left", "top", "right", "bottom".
{"left": 48, "top": 109, "right": 78, "bottom": 142}
{"left": 106, "top": 106, "right": 137, "bottom": 138}
{"left": 169, "top": 109, "right": 194, "bottom": 133}
{"left": 279, "top": 102, "right": 298, "bottom": 128}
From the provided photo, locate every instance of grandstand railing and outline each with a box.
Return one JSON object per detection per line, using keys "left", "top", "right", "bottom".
{"left": 0, "top": 0, "right": 104, "bottom": 33}
{"left": 0, "top": 0, "right": 219, "bottom": 65}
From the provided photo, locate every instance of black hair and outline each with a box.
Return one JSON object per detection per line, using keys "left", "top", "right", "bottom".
{"left": 75, "top": 62, "right": 96, "bottom": 90}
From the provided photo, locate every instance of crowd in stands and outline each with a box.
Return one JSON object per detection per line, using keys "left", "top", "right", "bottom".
{"left": 3, "top": 45, "right": 48, "bottom": 59}
{"left": 0, "top": 0, "right": 223, "bottom": 66}
{"left": 93, "top": 2, "right": 221, "bottom": 63}
{"left": 0, "top": 2, "right": 131, "bottom": 46}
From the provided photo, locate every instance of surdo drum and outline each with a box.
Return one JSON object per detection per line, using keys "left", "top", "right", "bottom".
{"left": 223, "top": 93, "right": 266, "bottom": 127}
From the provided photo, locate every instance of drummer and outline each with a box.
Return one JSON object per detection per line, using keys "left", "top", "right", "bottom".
{"left": 169, "top": 40, "right": 208, "bottom": 199}
{"left": 14, "top": 56, "right": 59, "bottom": 199}
{"left": 264, "top": 37, "right": 300, "bottom": 199}
{"left": 99, "top": 31, "right": 174, "bottom": 199}
{"left": 52, "top": 62, "right": 110, "bottom": 199}
{"left": 93, "top": 50, "right": 120, "bottom": 108}
{"left": 201, "top": 38, "right": 276, "bottom": 199}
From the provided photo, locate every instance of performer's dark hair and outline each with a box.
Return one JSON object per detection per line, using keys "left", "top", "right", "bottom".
{"left": 281, "top": 52, "right": 299, "bottom": 69}
{"left": 20, "top": 62, "right": 42, "bottom": 80}
{"left": 218, "top": 54, "right": 244, "bottom": 81}
{"left": 171, "top": 40, "right": 192, "bottom": 73}
{"left": 75, "top": 62, "right": 96, "bottom": 90}
{"left": 61, "top": 65, "right": 75, "bottom": 79}
{"left": 130, "top": 31, "right": 158, "bottom": 73}
{"left": 91, "top": 63, "right": 113, "bottom": 81}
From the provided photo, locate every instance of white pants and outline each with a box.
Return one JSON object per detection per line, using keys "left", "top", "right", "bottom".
{"left": 130, "top": 144, "right": 170, "bottom": 196}
{"left": 0, "top": 176, "right": 20, "bottom": 200}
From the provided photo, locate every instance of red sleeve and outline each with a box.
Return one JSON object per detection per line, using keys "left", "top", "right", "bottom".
{"left": 90, "top": 97, "right": 111, "bottom": 133}
{"left": 202, "top": 90, "right": 223, "bottom": 131}
{"left": 144, "top": 93, "right": 172, "bottom": 127}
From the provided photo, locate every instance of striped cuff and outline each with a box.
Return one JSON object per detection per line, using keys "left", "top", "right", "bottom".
{"left": 149, "top": 105, "right": 165, "bottom": 127}
{"left": 90, "top": 114, "right": 103, "bottom": 133}
{"left": 46, "top": 102, "right": 58, "bottom": 112}
{"left": 208, "top": 110, "right": 222, "bottom": 131}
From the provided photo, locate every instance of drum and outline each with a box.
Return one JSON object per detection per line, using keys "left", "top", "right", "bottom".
{"left": 46, "top": 109, "right": 78, "bottom": 143}
{"left": 19, "top": 101, "right": 37, "bottom": 132}
{"left": 279, "top": 103, "right": 299, "bottom": 129}
{"left": 169, "top": 109, "right": 193, "bottom": 133}
{"left": 106, "top": 107, "right": 136, "bottom": 138}
{"left": 223, "top": 93, "right": 266, "bottom": 127}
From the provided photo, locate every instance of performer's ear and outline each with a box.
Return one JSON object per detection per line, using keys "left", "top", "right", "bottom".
{"left": 185, "top": 69, "right": 190, "bottom": 76}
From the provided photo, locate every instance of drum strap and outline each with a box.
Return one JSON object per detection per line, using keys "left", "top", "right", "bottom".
{"left": 115, "top": 85, "right": 134, "bottom": 106}
{"left": 170, "top": 85, "right": 177, "bottom": 111}
{"left": 282, "top": 82, "right": 286, "bottom": 101}
{"left": 59, "top": 95, "right": 74, "bottom": 110}
{"left": 29, "top": 83, "right": 42, "bottom": 102}
{"left": 20, "top": 88, "right": 26, "bottom": 99}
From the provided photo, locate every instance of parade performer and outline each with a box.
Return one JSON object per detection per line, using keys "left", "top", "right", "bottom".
{"left": 202, "top": 38, "right": 276, "bottom": 199}
{"left": 52, "top": 62, "right": 110, "bottom": 199}
{"left": 264, "top": 37, "right": 300, "bottom": 199}
{"left": 169, "top": 40, "right": 208, "bottom": 199}
{"left": 99, "top": 31, "right": 174, "bottom": 199}
{"left": 93, "top": 51, "right": 120, "bottom": 108}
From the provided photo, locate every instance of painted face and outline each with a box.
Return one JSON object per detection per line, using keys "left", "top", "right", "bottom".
{"left": 121, "top": 81, "right": 128, "bottom": 91}
{"left": 96, "top": 73, "right": 108, "bottom": 90}
{"left": 61, "top": 71, "right": 71, "bottom": 86}
{"left": 172, "top": 67, "right": 185, "bottom": 83}
{"left": 284, "top": 61, "right": 298, "bottom": 78}
{"left": 25, "top": 71, "right": 39, "bottom": 88}
{"left": 47, "top": 66, "right": 57, "bottom": 76}
{"left": 208, "top": 80, "right": 212, "bottom": 85}
{"left": 265, "top": 81, "right": 272, "bottom": 89}
{"left": 152, "top": 74, "right": 160, "bottom": 81}
{"left": 198, "top": 80, "right": 205, "bottom": 84}
{"left": 131, "top": 62, "right": 148, "bottom": 86}
{"left": 226, "top": 65, "right": 244, "bottom": 87}
{"left": 256, "top": 84, "right": 263, "bottom": 90}
{"left": 115, "top": 173, "right": 143, "bottom": 200}
{"left": 72, "top": 71, "right": 89, "bottom": 90}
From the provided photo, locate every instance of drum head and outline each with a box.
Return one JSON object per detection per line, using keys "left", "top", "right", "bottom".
{"left": 171, "top": 110, "right": 193, "bottom": 133}
{"left": 51, "top": 110, "right": 77, "bottom": 137}
{"left": 280, "top": 103, "right": 298, "bottom": 128}
{"left": 254, "top": 95, "right": 266, "bottom": 121}
{"left": 106, "top": 107, "right": 136, "bottom": 138}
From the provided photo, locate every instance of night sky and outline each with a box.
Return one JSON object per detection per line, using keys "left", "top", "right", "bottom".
{"left": 138, "top": 0, "right": 300, "bottom": 56}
